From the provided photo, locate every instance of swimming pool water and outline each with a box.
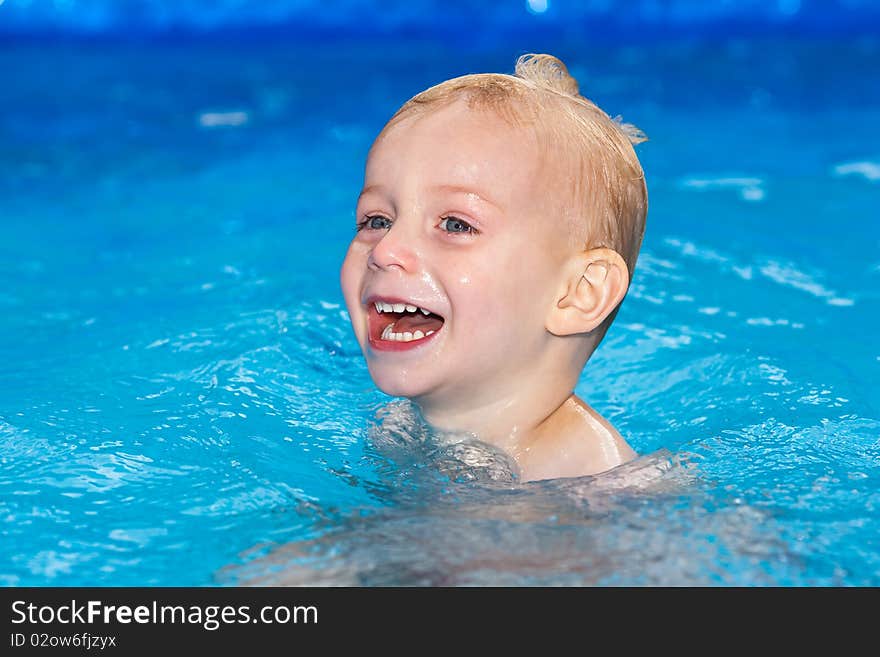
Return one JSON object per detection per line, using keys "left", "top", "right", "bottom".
{"left": 1, "top": 27, "right": 878, "bottom": 585}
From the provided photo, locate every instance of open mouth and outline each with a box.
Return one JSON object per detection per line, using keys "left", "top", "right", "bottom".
{"left": 367, "top": 298, "right": 445, "bottom": 348}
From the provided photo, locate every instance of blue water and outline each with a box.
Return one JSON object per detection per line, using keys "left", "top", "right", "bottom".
{"left": 2, "top": 7, "right": 879, "bottom": 585}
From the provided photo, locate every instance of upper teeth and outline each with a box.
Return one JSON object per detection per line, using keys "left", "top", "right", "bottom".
{"left": 374, "top": 301, "right": 432, "bottom": 315}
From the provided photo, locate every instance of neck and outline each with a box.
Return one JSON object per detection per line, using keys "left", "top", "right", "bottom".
{"left": 414, "top": 382, "right": 578, "bottom": 469}
{"left": 411, "top": 336, "right": 597, "bottom": 472}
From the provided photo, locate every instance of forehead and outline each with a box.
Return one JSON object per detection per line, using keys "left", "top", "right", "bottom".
{"left": 364, "top": 100, "right": 545, "bottom": 204}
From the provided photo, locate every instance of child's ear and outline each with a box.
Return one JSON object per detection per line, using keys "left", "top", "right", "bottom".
{"left": 546, "top": 248, "right": 629, "bottom": 337}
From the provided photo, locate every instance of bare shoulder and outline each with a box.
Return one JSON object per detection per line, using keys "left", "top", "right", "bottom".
{"left": 519, "top": 395, "right": 636, "bottom": 482}
{"left": 568, "top": 395, "right": 637, "bottom": 466}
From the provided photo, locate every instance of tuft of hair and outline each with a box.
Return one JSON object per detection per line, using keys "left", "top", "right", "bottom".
{"left": 513, "top": 53, "right": 647, "bottom": 147}
{"left": 514, "top": 53, "right": 581, "bottom": 97}
{"left": 612, "top": 114, "right": 648, "bottom": 146}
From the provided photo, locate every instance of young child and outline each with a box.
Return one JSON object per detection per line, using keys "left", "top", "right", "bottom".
{"left": 340, "top": 53, "right": 648, "bottom": 482}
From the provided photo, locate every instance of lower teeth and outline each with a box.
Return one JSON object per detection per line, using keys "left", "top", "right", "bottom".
{"left": 381, "top": 325, "right": 436, "bottom": 342}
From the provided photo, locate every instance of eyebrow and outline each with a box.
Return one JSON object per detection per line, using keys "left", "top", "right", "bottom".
{"left": 431, "top": 185, "right": 503, "bottom": 210}
{"left": 358, "top": 184, "right": 502, "bottom": 210}
{"left": 357, "top": 184, "right": 386, "bottom": 202}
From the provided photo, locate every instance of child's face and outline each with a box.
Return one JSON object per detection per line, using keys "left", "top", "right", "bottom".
{"left": 341, "top": 99, "right": 572, "bottom": 410}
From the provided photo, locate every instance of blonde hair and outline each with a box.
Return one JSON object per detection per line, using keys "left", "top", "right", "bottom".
{"left": 380, "top": 53, "right": 648, "bottom": 280}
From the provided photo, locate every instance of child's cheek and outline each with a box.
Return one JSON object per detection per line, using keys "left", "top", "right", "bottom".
{"left": 339, "top": 251, "right": 366, "bottom": 325}
{"left": 455, "top": 265, "right": 513, "bottom": 329}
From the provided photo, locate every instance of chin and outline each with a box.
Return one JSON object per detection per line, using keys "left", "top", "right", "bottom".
{"left": 367, "top": 367, "right": 433, "bottom": 400}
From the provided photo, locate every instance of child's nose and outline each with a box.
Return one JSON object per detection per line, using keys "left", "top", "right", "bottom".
{"left": 367, "top": 222, "right": 419, "bottom": 272}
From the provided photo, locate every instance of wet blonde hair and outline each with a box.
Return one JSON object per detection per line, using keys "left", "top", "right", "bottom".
{"left": 380, "top": 53, "right": 648, "bottom": 281}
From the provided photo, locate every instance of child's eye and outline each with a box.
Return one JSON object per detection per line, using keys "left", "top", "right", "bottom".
{"left": 357, "top": 215, "right": 393, "bottom": 231}
{"left": 439, "top": 216, "right": 477, "bottom": 234}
